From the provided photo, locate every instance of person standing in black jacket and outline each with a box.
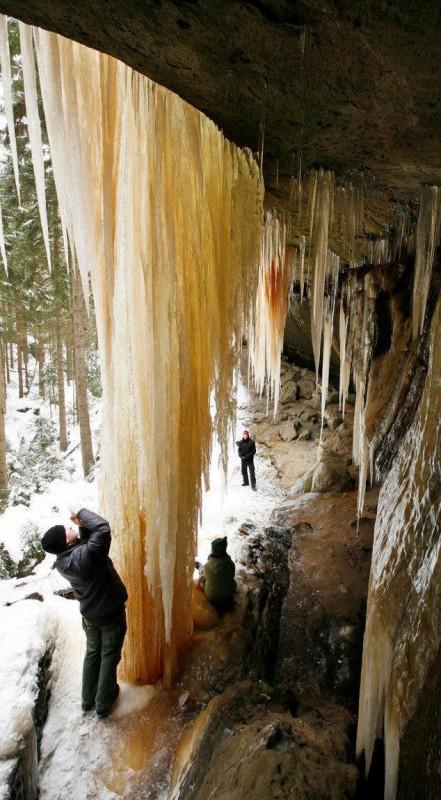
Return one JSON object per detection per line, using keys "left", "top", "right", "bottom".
{"left": 236, "top": 430, "right": 257, "bottom": 490}
{"left": 41, "top": 507, "right": 128, "bottom": 717}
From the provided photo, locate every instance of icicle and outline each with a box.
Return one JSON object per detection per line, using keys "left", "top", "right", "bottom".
{"left": 310, "top": 170, "right": 334, "bottom": 377}
{"left": 32, "top": 27, "right": 263, "bottom": 685}
{"left": 0, "top": 196, "right": 7, "bottom": 272}
{"left": 0, "top": 16, "right": 20, "bottom": 204}
{"left": 338, "top": 284, "right": 349, "bottom": 415}
{"left": 19, "top": 22, "right": 51, "bottom": 269}
{"left": 249, "top": 210, "right": 293, "bottom": 414}
{"left": 299, "top": 234, "right": 306, "bottom": 302}
{"left": 412, "top": 185, "right": 440, "bottom": 339}
{"left": 320, "top": 251, "right": 339, "bottom": 438}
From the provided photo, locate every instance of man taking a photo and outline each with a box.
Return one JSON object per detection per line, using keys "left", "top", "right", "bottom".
{"left": 41, "top": 507, "right": 127, "bottom": 718}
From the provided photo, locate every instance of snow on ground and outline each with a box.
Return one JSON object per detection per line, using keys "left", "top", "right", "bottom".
{"left": 197, "top": 381, "right": 285, "bottom": 566}
{"left": 0, "top": 372, "right": 285, "bottom": 799}
{"left": 0, "top": 600, "right": 55, "bottom": 760}
{"left": 0, "top": 368, "right": 102, "bottom": 563}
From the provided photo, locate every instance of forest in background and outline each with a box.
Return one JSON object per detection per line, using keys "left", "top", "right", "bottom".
{"left": 0, "top": 20, "right": 101, "bottom": 574}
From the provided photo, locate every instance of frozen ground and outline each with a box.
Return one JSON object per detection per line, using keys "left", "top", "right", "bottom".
{"left": 0, "top": 373, "right": 285, "bottom": 800}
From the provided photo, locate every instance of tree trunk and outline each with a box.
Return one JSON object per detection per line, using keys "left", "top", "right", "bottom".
{"left": 38, "top": 343, "right": 45, "bottom": 399}
{"left": 9, "top": 341, "right": 13, "bottom": 370}
{"left": 56, "top": 307, "right": 68, "bottom": 451}
{"left": 5, "top": 343, "right": 10, "bottom": 385}
{"left": 15, "top": 308, "right": 24, "bottom": 399}
{"left": 0, "top": 344, "right": 8, "bottom": 498}
{"left": 72, "top": 266, "right": 94, "bottom": 476}
{"left": 23, "top": 321, "right": 29, "bottom": 392}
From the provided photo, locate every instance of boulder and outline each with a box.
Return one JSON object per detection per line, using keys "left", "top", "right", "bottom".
{"left": 297, "top": 377, "right": 316, "bottom": 400}
{"left": 281, "top": 364, "right": 302, "bottom": 383}
{"left": 172, "top": 682, "right": 359, "bottom": 800}
{"left": 324, "top": 404, "right": 344, "bottom": 430}
{"left": 279, "top": 380, "right": 298, "bottom": 404}
{"left": 278, "top": 420, "right": 299, "bottom": 442}
{"left": 311, "top": 450, "right": 353, "bottom": 493}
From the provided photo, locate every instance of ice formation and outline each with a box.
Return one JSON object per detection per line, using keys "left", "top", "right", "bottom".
{"left": 338, "top": 283, "right": 350, "bottom": 416}
{"left": 412, "top": 185, "right": 440, "bottom": 339}
{"left": 19, "top": 21, "right": 51, "bottom": 268}
{"left": 310, "top": 170, "right": 334, "bottom": 376}
{"left": 357, "top": 294, "right": 441, "bottom": 800}
{"left": 11, "top": 22, "right": 262, "bottom": 684}
{"left": 249, "top": 210, "right": 293, "bottom": 411}
{"left": 0, "top": 16, "right": 20, "bottom": 204}
{"left": 320, "top": 251, "right": 339, "bottom": 436}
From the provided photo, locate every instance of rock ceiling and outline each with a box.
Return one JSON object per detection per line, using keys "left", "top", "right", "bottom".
{"left": 2, "top": 0, "right": 441, "bottom": 251}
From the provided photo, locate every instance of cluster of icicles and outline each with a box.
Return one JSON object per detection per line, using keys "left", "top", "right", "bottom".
{"left": 0, "top": 16, "right": 263, "bottom": 683}
{"left": 252, "top": 172, "right": 440, "bottom": 533}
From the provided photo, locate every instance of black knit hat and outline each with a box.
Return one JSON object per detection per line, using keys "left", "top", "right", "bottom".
{"left": 41, "top": 525, "right": 67, "bottom": 555}
{"left": 211, "top": 536, "right": 228, "bottom": 557}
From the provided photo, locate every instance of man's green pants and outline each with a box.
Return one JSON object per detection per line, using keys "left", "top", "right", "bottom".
{"left": 81, "top": 609, "right": 127, "bottom": 714}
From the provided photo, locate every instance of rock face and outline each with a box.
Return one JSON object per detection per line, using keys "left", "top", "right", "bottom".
{"left": 180, "top": 525, "right": 292, "bottom": 702}
{"left": 171, "top": 682, "right": 358, "bottom": 800}
{"left": 272, "top": 489, "right": 377, "bottom": 710}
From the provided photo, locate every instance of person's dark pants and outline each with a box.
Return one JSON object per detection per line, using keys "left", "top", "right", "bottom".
{"left": 81, "top": 609, "right": 127, "bottom": 713}
{"left": 241, "top": 457, "right": 256, "bottom": 487}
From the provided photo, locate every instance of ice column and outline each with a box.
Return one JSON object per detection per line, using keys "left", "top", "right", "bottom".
{"left": 28, "top": 24, "right": 262, "bottom": 684}
{"left": 249, "top": 210, "right": 293, "bottom": 412}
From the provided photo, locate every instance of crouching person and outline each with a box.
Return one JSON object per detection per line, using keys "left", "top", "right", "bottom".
{"left": 41, "top": 507, "right": 128, "bottom": 718}
{"left": 199, "top": 536, "right": 236, "bottom": 613}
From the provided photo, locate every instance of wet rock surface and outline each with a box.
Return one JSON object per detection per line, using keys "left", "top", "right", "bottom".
{"left": 172, "top": 682, "right": 358, "bottom": 800}
{"left": 273, "top": 489, "right": 377, "bottom": 711}
{"left": 173, "top": 356, "right": 370, "bottom": 798}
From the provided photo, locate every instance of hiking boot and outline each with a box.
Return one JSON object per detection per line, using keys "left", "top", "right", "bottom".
{"left": 241, "top": 483, "right": 249, "bottom": 486}
{"left": 96, "top": 684, "right": 120, "bottom": 718}
{"left": 251, "top": 485, "right": 257, "bottom": 491}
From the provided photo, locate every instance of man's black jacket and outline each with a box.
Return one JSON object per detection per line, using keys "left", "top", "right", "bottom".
{"left": 54, "top": 509, "right": 127, "bottom": 620}
{"left": 236, "top": 438, "right": 256, "bottom": 462}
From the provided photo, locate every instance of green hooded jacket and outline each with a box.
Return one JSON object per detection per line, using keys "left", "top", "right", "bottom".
{"left": 202, "top": 554, "right": 236, "bottom": 603}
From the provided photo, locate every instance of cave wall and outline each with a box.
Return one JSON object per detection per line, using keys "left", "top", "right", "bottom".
{"left": 2, "top": 0, "right": 441, "bottom": 209}
{"left": 357, "top": 292, "right": 441, "bottom": 800}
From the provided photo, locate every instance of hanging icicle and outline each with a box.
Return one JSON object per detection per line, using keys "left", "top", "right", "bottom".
{"left": 28, "top": 21, "right": 263, "bottom": 685}
{"left": 412, "top": 185, "right": 440, "bottom": 339}
{"left": 0, "top": 15, "right": 20, "bottom": 205}
{"left": 19, "top": 21, "right": 51, "bottom": 269}
{"left": 338, "top": 283, "right": 350, "bottom": 416}
{"left": 298, "top": 234, "right": 306, "bottom": 302}
{"left": 310, "top": 170, "right": 334, "bottom": 377}
{"left": 249, "top": 209, "right": 292, "bottom": 412}
{"left": 320, "top": 251, "right": 339, "bottom": 437}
